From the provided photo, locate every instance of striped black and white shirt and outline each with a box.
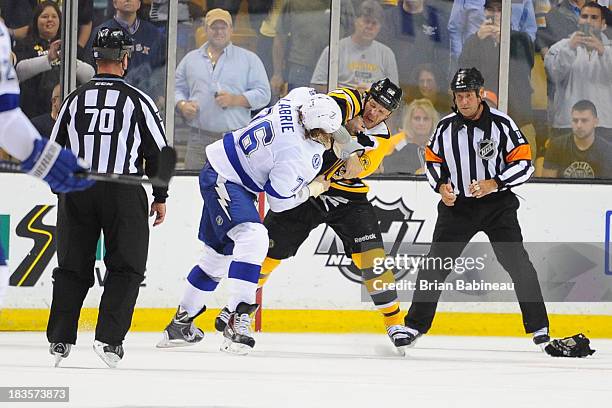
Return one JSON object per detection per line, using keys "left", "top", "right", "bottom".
{"left": 51, "top": 74, "right": 168, "bottom": 201}
{"left": 425, "top": 102, "right": 533, "bottom": 197}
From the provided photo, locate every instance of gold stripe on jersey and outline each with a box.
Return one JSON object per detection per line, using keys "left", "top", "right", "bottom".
{"left": 328, "top": 122, "right": 392, "bottom": 194}
{"left": 323, "top": 158, "right": 345, "bottom": 180}
{"left": 330, "top": 179, "right": 369, "bottom": 193}
{"left": 328, "top": 88, "right": 363, "bottom": 124}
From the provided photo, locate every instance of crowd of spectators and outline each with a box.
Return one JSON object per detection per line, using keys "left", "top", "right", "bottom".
{"left": 1, "top": 0, "right": 611, "bottom": 178}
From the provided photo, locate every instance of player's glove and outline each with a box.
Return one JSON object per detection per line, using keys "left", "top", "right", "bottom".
{"left": 331, "top": 126, "right": 364, "bottom": 160}
{"left": 295, "top": 175, "right": 330, "bottom": 202}
{"left": 544, "top": 333, "right": 596, "bottom": 358}
{"left": 20, "top": 138, "right": 95, "bottom": 193}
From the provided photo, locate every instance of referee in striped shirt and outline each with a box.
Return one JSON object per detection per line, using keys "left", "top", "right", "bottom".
{"left": 402, "top": 68, "right": 550, "bottom": 350}
{"left": 46, "top": 28, "right": 168, "bottom": 367}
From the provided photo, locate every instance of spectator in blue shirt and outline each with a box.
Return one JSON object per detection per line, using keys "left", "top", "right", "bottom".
{"left": 175, "top": 8, "right": 270, "bottom": 170}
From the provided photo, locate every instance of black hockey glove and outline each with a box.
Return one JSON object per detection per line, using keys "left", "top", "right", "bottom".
{"left": 544, "top": 333, "right": 596, "bottom": 358}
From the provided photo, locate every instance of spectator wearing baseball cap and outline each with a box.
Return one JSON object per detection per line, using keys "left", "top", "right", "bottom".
{"left": 174, "top": 8, "right": 271, "bottom": 170}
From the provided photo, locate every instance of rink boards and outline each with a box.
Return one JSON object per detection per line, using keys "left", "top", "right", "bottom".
{"left": 1, "top": 173, "right": 612, "bottom": 337}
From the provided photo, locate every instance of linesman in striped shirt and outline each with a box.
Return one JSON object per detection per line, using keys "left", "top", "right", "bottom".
{"left": 46, "top": 28, "right": 169, "bottom": 368}
{"left": 402, "top": 68, "right": 551, "bottom": 350}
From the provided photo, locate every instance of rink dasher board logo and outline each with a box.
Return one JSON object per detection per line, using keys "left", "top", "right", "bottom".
{"left": 314, "top": 197, "right": 430, "bottom": 283}
{"left": 3, "top": 205, "right": 146, "bottom": 287}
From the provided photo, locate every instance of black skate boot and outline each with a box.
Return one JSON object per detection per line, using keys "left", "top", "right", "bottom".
{"left": 215, "top": 306, "right": 230, "bottom": 332}
{"left": 533, "top": 327, "right": 550, "bottom": 351}
{"left": 93, "top": 340, "right": 124, "bottom": 368}
{"left": 157, "top": 305, "right": 206, "bottom": 348}
{"left": 220, "top": 302, "right": 259, "bottom": 355}
{"left": 387, "top": 325, "right": 421, "bottom": 355}
{"left": 49, "top": 342, "right": 71, "bottom": 367}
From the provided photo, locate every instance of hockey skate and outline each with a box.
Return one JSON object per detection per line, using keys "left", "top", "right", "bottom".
{"left": 220, "top": 302, "right": 259, "bottom": 355}
{"left": 533, "top": 327, "right": 550, "bottom": 351}
{"left": 387, "top": 325, "right": 421, "bottom": 356}
{"left": 215, "top": 306, "right": 230, "bottom": 332}
{"left": 49, "top": 342, "right": 71, "bottom": 367}
{"left": 93, "top": 340, "right": 124, "bottom": 368}
{"left": 157, "top": 305, "right": 206, "bottom": 348}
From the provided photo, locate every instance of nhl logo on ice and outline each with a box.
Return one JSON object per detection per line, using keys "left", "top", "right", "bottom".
{"left": 312, "top": 154, "right": 322, "bottom": 169}
{"left": 477, "top": 140, "right": 496, "bottom": 160}
{"left": 314, "top": 197, "right": 429, "bottom": 283}
{"left": 215, "top": 215, "right": 223, "bottom": 226}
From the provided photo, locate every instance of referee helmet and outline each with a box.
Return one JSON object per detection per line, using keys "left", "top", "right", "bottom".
{"left": 93, "top": 27, "right": 134, "bottom": 61}
{"left": 450, "top": 68, "right": 485, "bottom": 93}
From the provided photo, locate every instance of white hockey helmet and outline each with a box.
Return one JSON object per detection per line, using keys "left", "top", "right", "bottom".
{"left": 299, "top": 94, "right": 342, "bottom": 134}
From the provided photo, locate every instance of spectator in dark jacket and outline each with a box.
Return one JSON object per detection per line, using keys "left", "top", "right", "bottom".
{"left": 378, "top": 0, "right": 451, "bottom": 90}
{"left": 0, "top": 0, "right": 34, "bottom": 40}
{"left": 30, "top": 82, "right": 60, "bottom": 138}
{"left": 459, "top": 0, "right": 535, "bottom": 127}
{"left": 536, "top": 0, "right": 585, "bottom": 55}
{"left": 87, "top": 0, "right": 166, "bottom": 100}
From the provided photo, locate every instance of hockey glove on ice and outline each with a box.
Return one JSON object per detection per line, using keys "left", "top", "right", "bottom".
{"left": 544, "top": 333, "right": 596, "bottom": 358}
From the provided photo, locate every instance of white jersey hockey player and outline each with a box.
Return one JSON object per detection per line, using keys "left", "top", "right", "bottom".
{"left": 158, "top": 89, "right": 344, "bottom": 354}
{"left": 0, "top": 21, "right": 93, "bottom": 311}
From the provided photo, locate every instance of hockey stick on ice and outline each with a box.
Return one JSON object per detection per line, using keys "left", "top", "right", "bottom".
{"left": 0, "top": 146, "right": 177, "bottom": 188}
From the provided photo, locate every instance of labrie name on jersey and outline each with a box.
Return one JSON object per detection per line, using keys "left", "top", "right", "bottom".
{"left": 206, "top": 87, "right": 327, "bottom": 213}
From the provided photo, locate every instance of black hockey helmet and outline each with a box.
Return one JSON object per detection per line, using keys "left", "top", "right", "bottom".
{"left": 450, "top": 68, "right": 485, "bottom": 92}
{"left": 92, "top": 27, "right": 134, "bottom": 61}
{"left": 367, "top": 78, "right": 403, "bottom": 112}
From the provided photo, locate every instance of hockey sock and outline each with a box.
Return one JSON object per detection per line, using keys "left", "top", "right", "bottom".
{"left": 257, "top": 257, "right": 282, "bottom": 288}
{"left": 379, "top": 301, "right": 403, "bottom": 327}
{"left": 353, "top": 249, "right": 402, "bottom": 327}
{"left": 181, "top": 266, "right": 218, "bottom": 317}
{"left": 227, "top": 261, "right": 260, "bottom": 311}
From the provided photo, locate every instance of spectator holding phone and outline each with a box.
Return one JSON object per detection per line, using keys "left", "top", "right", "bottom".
{"left": 545, "top": 1, "right": 612, "bottom": 136}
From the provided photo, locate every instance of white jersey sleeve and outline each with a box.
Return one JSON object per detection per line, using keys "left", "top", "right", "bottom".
{"left": 0, "top": 22, "right": 39, "bottom": 161}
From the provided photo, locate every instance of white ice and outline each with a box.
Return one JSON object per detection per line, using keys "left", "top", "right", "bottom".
{"left": 0, "top": 332, "right": 610, "bottom": 408}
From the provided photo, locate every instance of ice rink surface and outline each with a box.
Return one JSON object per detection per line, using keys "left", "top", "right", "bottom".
{"left": 0, "top": 331, "right": 610, "bottom": 408}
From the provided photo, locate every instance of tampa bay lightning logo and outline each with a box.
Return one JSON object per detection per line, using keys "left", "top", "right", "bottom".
{"left": 312, "top": 154, "right": 322, "bottom": 169}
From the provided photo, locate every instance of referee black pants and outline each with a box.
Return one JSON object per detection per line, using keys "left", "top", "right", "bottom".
{"left": 46, "top": 183, "right": 149, "bottom": 346}
{"left": 405, "top": 190, "right": 549, "bottom": 334}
